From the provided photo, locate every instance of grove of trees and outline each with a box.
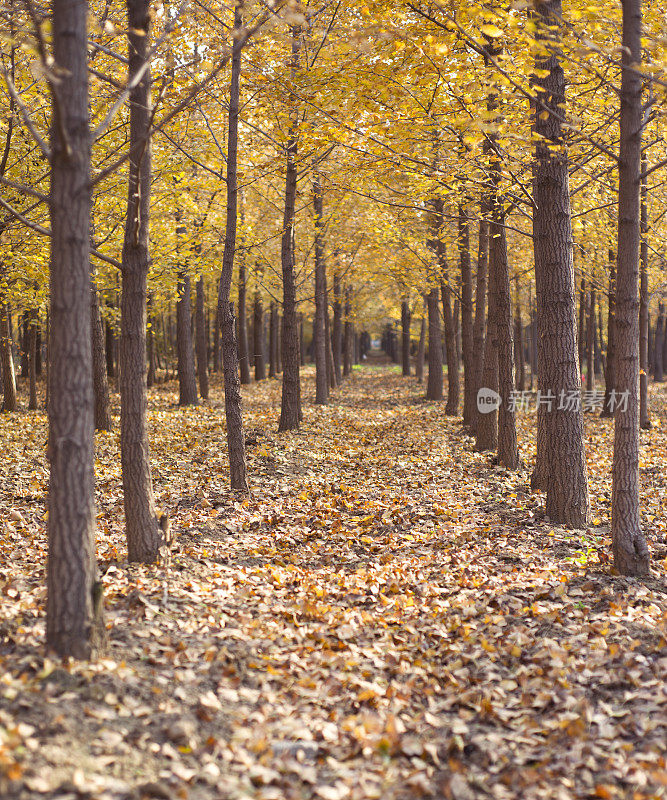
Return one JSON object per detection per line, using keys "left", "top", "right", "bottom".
{"left": 0, "top": 0, "right": 665, "bottom": 657}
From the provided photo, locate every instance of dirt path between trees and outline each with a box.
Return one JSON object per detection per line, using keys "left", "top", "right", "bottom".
{"left": 0, "top": 367, "right": 665, "bottom": 800}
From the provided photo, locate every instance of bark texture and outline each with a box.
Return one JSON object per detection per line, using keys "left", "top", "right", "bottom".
{"left": 91, "top": 287, "right": 112, "bottom": 431}
{"left": 459, "top": 204, "right": 475, "bottom": 426}
{"left": 195, "top": 276, "right": 209, "bottom": 400}
{"left": 176, "top": 272, "right": 198, "bottom": 406}
{"left": 491, "top": 209, "right": 519, "bottom": 469}
{"left": 278, "top": 26, "right": 302, "bottom": 432}
{"left": 639, "top": 158, "right": 650, "bottom": 429}
{"left": 401, "top": 299, "right": 411, "bottom": 377}
{"left": 47, "top": 0, "right": 104, "bottom": 658}
{"left": 0, "top": 303, "right": 17, "bottom": 412}
{"left": 215, "top": 3, "right": 248, "bottom": 491}
{"left": 611, "top": 0, "right": 650, "bottom": 575}
{"left": 471, "top": 212, "right": 489, "bottom": 432}
{"left": 426, "top": 287, "right": 443, "bottom": 401}
{"left": 602, "top": 254, "right": 617, "bottom": 415}
{"left": 313, "top": 175, "right": 329, "bottom": 404}
{"left": 120, "top": 0, "right": 161, "bottom": 563}
{"left": 531, "top": 0, "right": 589, "bottom": 527}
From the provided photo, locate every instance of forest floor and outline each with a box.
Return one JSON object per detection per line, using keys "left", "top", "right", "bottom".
{"left": 0, "top": 362, "right": 665, "bottom": 800}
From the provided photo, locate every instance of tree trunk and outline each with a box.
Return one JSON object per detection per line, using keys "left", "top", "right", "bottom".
{"left": 639, "top": 156, "right": 650, "bottom": 429}
{"left": 514, "top": 275, "right": 525, "bottom": 391}
{"left": 343, "top": 286, "right": 352, "bottom": 377}
{"left": 611, "top": 0, "right": 650, "bottom": 575}
{"left": 491, "top": 205, "right": 519, "bottom": 469}
{"left": 471, "top": 210, "right": 489, "bottom": 432}
{"left": 531, "top": 0, "right": 589, "bottom": 527}
{"left": 324, "top": 287, "right": 336, "bottom": 389}
{"left": 0, "top": 303, "right": 17, "bottom": 412}
{"left": 253, "top": 289, "right": 266, "bottom": 380}
{"left": 35, "top": 321, "right": 42, "bottom": 377}
{"left": 47, "top": 0, "right": 104, "bottom": 658}
{"left": 269, "top": 301, "right": 277, "bottom": 378}
{"left": 195, "top": 277, "right": 209, "bottom": 400}
{"left": 578, "top": 278, "right": 586, "bottom": 375}
{"left": 459, "top": 204, "right": 474, "bottom": 426}
{"left": 120, "top": 0, "right": 162, "bottom": 564}
{"left": 278, "top": 26, "right": 302, "bottom": 432}
{"left": 602, "top": 254, "right": 617, "bottom": 415}
{"left": 215, "top": 3, "right": 248, "bottom": 491}
{"left": 147, "top": 293, "right": 156, "bottom": 388}
{"left": 91, "top": 286, "right": 112, "bottom": 431}
{"left": 313, "top": 175, "right": 329, "bottom": 403}
{"left": 401, "top": 299, "right": 411, "bottom": 376}
{"left": 426, "top": 287, "right": 443, "bottom": 401}
{"left": 475, "top": 247, "right": 498, "bottom": 453}
{"left": 237, "top": 244, "right": 251, "bottom": 386}
{"left": 654, "top": 303, "right": 664, "bottom": 382}
{"left": 441, "top": 281, "right": 459, "bottom": 415}
{"left": 28, "top": 310, "right": 37, "bottom": 411}
{"left": 105, "top": 315, "right": 115, "bottom": 379}
{"left": 416, "top": 300, "right": 426, "bottom": 383}
{"left": 332, "top": 266, "right": 343, "bottom": 383}
{"left": 586, "top": 286, "right": 596, "bottom": 392}
{"left": 176, "top": 272, "right": 198, "bottom": 406}
{"left": 20, "top": 311, "right": 29, "bottom": 378}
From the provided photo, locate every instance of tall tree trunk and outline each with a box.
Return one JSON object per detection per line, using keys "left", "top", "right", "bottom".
{"left": 597, "top": 302, "right": 606, "bottom": 377}
{"left": 332, "top": 266, "right": 342, "bottom": 383}
{"left": 278, "top": 26, "right": 302, "bottom": 432}
{"left": 602, "top": 254, "right": 617, "bottom": 415}
{"left": 514, "top": 275, "right": 525, "bottom": 391}
{"left": 416, "top": 300, "right": 426, "bottom": 383}
{"left": 401, "top": 298, "right": 411, "bottom": 377}
{"left": 313, "top": 175, "right": 329, "bottom": 403}
{"left": 28, "top": 309, "right": 37, "bottom": 411}
{"left": 147, "top": 293, "right": 156, "bottom": 388}
{"left": 491, "top": 206, "right": 519, "bottom": 469}
{"left": 176, "top": 272, "right": 198, "bottom": 406}
{"left": 237, "top": 234, "right": 251, "bottom": 385}
{"left": 459, "top": 203, "right": 474, "bottom": 426}
{"left": 20, "top": 311, "right": 29, "bottom": 378}
{"left": 343, "top": 286, "right": 352, "bottom": 377}
{"left": 0, "top": 303, "right": 17, "bottom": 412}
{"left": 91, "top": 286, "right": 112, "bottom": 431}
{"left": 611, "top": 0, "right": 650, "bottom": 575}
{"left": 441, "top": 280, "right": 459, "bottom": 415}
{"left": 213, "top": 298, "right": 221, "bottom": 374}
{"left": 531, "top": 0, "right": 589, "bottom": 527}
{"left": 120, "top": 0, "right": 162, "bottom": 563}
{"left": 426, "top": 287, "right": 443, "bottom": 401}
{"left": 269, "top": 301, "right": 278, "bottom": 378}
{"left": 195, "top": 276, "right": 209, "bottom": 400}
{"left": 215, "top": 3, "right": 248, "bottom": 491}
{"left": 578, "top": 278, "right": 586, "bottom": 375}
{"left": 105, "top": 314, "right": 115, "bottom": 378}
{"left": 35, "top": 321, "right": 42, "bottom": 377}
{"left": 471, "top": 210, "right": 489, "bottom": 432}
{"left": 47, "top": 0, "right": 104, "bottom": 658}
{"left": 639, "top": 155, "right": 650, "bottom": 429}
{"left": 475, "top": 248, "right": 498, "bottom": 453}
{"left": 586, "top": 286, "right": 596, "bottom": 392}
{"left": 654, "top": 303, "right": 664, "bottom": 382}
{"left": 253, "top": 289, "right": 266, "bottom": 380}
{"left": 324, "top": 287, "right": 336, "bottom": 389}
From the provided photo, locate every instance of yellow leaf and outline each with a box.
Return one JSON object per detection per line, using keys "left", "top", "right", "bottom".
{"left": 480, "top": 24, "right": 503, "bottom": 38}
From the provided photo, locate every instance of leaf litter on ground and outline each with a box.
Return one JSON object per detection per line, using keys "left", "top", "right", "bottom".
{"left": 0, "top": 363, "right": 665, "bottom": 800}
